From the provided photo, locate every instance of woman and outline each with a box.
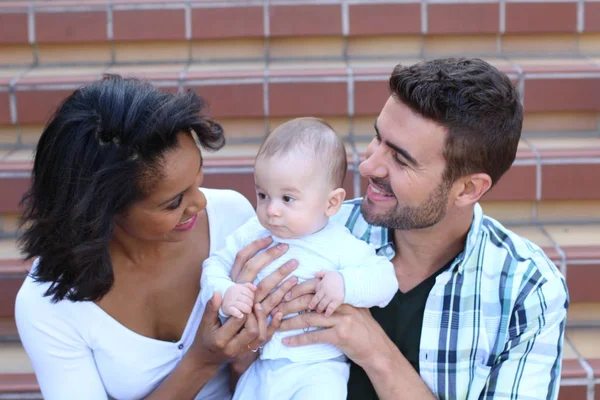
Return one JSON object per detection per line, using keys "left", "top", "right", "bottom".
{"left": 14, "top": 75, "right": 296, "bottom": 399}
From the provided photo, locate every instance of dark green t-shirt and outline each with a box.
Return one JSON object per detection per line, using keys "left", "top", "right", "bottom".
{"left": 347, "top": 258, "right": 455, "bottom": 400}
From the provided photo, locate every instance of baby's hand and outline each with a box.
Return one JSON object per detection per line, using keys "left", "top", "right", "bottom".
{"left": 222, "top": 283, "right": 256, "bottom": 319}
{"left": 308, "top": 271, "right": 345, "bottom": 316}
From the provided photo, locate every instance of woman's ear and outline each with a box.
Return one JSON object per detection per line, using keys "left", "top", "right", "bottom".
{"left": 325, "top": 188, "right": 346, "bottom": 217}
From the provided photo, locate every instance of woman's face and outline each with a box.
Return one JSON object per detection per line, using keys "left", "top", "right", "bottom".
{"left": 115, "top": 132, "right": 207, "bottom": 243}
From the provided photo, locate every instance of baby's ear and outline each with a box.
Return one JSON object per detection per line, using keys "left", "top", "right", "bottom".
{"left": 325, "top": 188, "right": 346, "bottom": 217}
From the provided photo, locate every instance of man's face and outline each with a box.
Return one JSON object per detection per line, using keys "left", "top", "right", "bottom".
{"left": 359, "top": 96, "right": 452, "bottom": 230}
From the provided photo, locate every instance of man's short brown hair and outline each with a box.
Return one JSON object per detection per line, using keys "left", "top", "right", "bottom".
{"left": 389, "top": 58, "right": 523, "bottom": 187}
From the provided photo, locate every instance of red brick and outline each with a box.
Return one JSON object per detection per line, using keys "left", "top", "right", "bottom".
{"left": 0, "top": 373, "right": 39, "bottom": 393}
{"left": 0, "top": 13, "right": 29, "bottom": 44}
{"left": 542, "top": 163, "right": 600, "bottom": 200}
{"left": 36, "top": 11, "right": 107, "bottom": 43}
{"left": 269, "top": 82, "right": 347, "bottom": 117}
{"left": 505, "top": 2, "right": 577, "bottom": 34}
{"left": 113, "top": 9, "right": 185, "bottom": 41}
{"left": 354, "top": 80, "right": 389, "bottom": 116}
{"left": 0, "top": 175, "right": 29, "bottom": 213}
{"left": 0, "top": 92, "right": 11, "bottom": 124}
{"left": 270, "top": 5, "right": 342, "bottom": 37}
{"left": 188, "top": 84, "right": 264, "bottom": 118}
{"left": 566, "top": 263, "right": 600, "bottom": 303}
{"left": 16, "top": 89, "right": 72, "bottom": 124}
{"left": 428, "top": 3, "right": 499, "bottom": 35}
{"left": 0, "top": 277, "right": 24, "bottom": 318}
{"left": 524, "top": 78, "right": 600, "bottom": 112}
{"left": 191, "top": 6, "right": 263, "bottom": 39}
{"left": 483, "top": 165, "right": 537, "bottom": 201}
{"left": 584, "top": 2, "right": 600, "bottom": 32}
{"left": 349, "top": 4, "right": 421, "bottom": 36}
{"left": 202, "top": 172, "right": 256, "bottom": 206}
{"left": 558, "top": 385, "right": 587, "bottom": 400}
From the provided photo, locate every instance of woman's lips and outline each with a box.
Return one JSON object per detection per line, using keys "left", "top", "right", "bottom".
{"left": 173, "top": 213, "right": 198, "bottom": 231}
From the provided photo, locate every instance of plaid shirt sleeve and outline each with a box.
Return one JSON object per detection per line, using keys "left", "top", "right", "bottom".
{"left": 480, "top": 275, "right": 569, "bottom": 400}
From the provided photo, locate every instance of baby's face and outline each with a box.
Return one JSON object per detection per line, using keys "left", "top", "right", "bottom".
{"left": 254, "top": 153, "right": 331, "bottom": 239}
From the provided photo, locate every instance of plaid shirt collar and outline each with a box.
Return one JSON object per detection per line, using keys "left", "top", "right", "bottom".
{"left": 346, "top": 201, "right": 485, "bottom": 276}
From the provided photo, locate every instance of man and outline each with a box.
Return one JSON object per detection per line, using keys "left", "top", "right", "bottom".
{"left": 278, "top": 58, "right": 569, "bottom": 399}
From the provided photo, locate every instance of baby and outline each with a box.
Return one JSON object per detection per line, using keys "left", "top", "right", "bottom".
{"left": 200, "top": 117, "right": 398, "bottom": 400}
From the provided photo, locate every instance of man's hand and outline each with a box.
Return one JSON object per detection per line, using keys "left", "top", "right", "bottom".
{"left": 222, "top": 283, "right": 256, "bottom": 318}
{"left": 308, "top": 271, "right": 345, "bottom": 316}
{"left": 279, "top": 304, "right": 390, "bottom": 367}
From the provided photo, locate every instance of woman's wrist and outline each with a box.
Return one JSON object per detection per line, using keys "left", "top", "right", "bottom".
{"left": 180, "top": 351, "right": 221, "bottom": 379}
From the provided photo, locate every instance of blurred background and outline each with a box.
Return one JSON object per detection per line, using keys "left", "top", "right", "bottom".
{"left": 0, "top": 0, "right": 599, "bottom": 398}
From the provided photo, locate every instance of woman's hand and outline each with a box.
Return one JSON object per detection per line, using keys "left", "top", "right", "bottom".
{"left": 188, "top": 292, "right": 258, "bottom": 366}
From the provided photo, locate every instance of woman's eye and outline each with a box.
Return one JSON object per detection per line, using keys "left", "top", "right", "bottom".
{"left": 166, "top": 195, "right": 183, "bottom": 210}
{"left": 283, "top": 196, "right": 294, "bottom": 203}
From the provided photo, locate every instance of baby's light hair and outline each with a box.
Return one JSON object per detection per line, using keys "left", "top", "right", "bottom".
{"left": 256, "top": 117, "right": 347, "bottom": 189}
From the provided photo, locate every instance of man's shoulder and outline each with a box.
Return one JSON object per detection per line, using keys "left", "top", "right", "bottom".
{"left": 474, "top": 213, "right": 565, "bottom": 288}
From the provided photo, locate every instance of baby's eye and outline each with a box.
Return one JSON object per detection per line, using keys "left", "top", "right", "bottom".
{"left": 283, "top": 196, "right": 294, "bottom": 203}
{"left": 257, "top": 192, "right": 267, "bottom": 200}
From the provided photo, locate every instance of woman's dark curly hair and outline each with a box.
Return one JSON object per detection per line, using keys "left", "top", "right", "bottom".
{"left": 19, "top": 75, "right": 225, "bottom": 303}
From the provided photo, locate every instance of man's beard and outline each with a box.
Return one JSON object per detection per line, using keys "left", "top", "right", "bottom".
{"left": 361, "top": 177, "right": 451, "bottom": 230}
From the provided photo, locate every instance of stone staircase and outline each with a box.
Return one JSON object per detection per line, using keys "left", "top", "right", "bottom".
{"left": 0, "top": 0, "right": 599, "bottom": 398}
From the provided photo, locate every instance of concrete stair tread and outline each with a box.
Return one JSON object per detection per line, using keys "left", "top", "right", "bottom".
{"left": 0, "top": 342, "right": 32, "bottom": 374}
{"left": 1, "top": 56, "right": 599, "bottom": 83}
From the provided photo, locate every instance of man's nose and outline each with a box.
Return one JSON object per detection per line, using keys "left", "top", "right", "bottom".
{"left": 359, "top": 138, "right": 387, "bottom": 178}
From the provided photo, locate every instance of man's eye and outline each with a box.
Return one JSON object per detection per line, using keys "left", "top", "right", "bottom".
{"left": 283, "top": 196, "right": 294, "bottom": 203}
{"left": 394, "top": 154, "right": 408, "bottom": 167}
{"left": 166, "top": 194, "right": 183, "bottom": 210}
{"left": 375, "top": 133, "right": 382, "bottom": 143}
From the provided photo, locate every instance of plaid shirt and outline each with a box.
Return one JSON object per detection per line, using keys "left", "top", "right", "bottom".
{"left": 333, "top": 199, "right": 569, "bottom": 400}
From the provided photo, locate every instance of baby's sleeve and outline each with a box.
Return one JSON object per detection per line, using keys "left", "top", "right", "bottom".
{"left": 200, "top": 219, "right": 255, "bottom": 306}
{"left": 338, "top": 236, "right": 398, "bottom": 308}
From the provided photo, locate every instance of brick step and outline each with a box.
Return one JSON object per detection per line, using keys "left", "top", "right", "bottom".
{"left": 0, "top": 0, "right": 599, "bottom": 66}
{"left": 0, "top": 318, "right": 17, "bottom": 343}
{"left": 0, "top": 58, "right": 599, "bottom": 132}
{"left": 2, "top": 138, "right": 600, "bottom": 220}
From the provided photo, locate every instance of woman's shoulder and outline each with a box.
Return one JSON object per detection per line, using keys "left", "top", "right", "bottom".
{"left": 16, "top": 260, "right": 90, "bottom": 332}
{"left": 201, "top": 188, "right": 255, "bottom": 227}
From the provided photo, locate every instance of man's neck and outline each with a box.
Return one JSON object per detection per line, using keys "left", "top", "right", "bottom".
{"left": 392, "top": 206, "right": 474, "bottom": 285}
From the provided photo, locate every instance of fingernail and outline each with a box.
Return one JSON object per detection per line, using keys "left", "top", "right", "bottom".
{"left": 272, "top": 307, "right": 279, "bottom": 315}
{"left": 256, "top": 303, "right": 263, "bottom": 311}
{"left": 277, "top": 243, "right": 287, "bottom": 250}
{"left": 285, "top": 292, "right": 292, "bottom": 301}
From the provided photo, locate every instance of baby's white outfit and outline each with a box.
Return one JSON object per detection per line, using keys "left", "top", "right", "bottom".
{"left": 201, "top": 216, "right": 398, "bottom": 400}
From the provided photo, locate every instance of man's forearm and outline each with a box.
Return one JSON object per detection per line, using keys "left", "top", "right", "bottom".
{"left": 361, "top": 344, "right": 435, "bottom": 400}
